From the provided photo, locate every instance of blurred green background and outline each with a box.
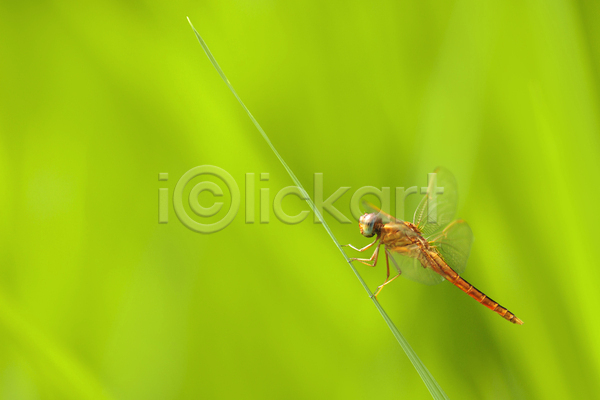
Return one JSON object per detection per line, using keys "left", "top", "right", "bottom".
{"left": 1, "top": 0, "right": 600, "bottom": 399}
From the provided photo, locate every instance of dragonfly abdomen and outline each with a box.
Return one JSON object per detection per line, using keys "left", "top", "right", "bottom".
{"left": 430, "top": 252, "right": 524, "bottom": 325}
{"left": 453, "top": 276, "right": 523, "bottom": 324}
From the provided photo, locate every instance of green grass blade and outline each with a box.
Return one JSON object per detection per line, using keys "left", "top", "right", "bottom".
{"left": 187, "top": 17, "right": 449, "bottom": 400}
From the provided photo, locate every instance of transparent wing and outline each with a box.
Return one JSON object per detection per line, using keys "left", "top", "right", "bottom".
{"left": 386, "top": 245, "right": 445, "bottom": 286}
{"left": 429, "top": 220, "right": 473, "bottom": 276}
{"left": 363, "top": 201, "right": 402, "bottom": 224}
{"left": 413, "top": 167, "right": 458, "bottom": 238}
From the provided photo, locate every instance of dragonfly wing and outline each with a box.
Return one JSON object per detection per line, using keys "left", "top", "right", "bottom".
{"left": 387, "top": 247, "right": 445, "bottom": 286}
{"left": 429, "top": 220, "right": 473, "bottom": 276}
{"left": 413, "top": 167, "right": 458, "bottom": 239}
{"left": 363, "top": 201, "right": 402, "bottom": 223}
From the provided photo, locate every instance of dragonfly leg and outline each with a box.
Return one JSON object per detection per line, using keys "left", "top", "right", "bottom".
{"left": 350, "top": 243, "right": 381, "bottom": 267}
{"left": 372, "top": 272, "right": 401, "bottom": 299}
{"left": 371, "top": 250, "right": 402, "bottom": 299}
{"left": 386, "top": 249, "right": 403, "bottom": 274}
{"left": 385, "top": 250, "right": 390, "bottom": 280}
{"left": 342, "top": 238, "right": 379, "bottom": 252}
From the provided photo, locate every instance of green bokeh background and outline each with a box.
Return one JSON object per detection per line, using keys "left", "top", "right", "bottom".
{"left": 2, "top": 1, "right": 600, "bottom": 399}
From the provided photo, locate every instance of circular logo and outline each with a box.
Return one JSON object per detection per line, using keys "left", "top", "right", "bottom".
{"left": 173, "top": 165, "right": 240, "bottom": 233}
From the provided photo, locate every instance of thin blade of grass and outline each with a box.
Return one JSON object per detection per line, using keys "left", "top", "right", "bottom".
{"left": 187, "top": 17, "right": 449, "bottom": 400}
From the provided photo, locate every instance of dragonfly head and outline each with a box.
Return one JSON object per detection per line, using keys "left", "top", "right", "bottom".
{"left": 359, "top": 213, "right": 382, "bottom": 238}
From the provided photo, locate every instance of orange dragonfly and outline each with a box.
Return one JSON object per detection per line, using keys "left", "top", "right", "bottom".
{"left": 344, "top": 167, "right": 523, "bottom": 325}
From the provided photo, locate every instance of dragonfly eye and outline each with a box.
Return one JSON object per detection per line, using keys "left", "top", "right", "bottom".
{"left": 359, "top": 213, "right": 379, "bottom": 237}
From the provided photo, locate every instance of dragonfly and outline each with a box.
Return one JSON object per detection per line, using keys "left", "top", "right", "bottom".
{"left": 344, "top": 167, "right": 523, "bottom": 325}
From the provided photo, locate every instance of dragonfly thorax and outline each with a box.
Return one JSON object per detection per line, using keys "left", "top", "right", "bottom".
{"left": 359, "top": 213, "right": 383, "bottom": 238}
